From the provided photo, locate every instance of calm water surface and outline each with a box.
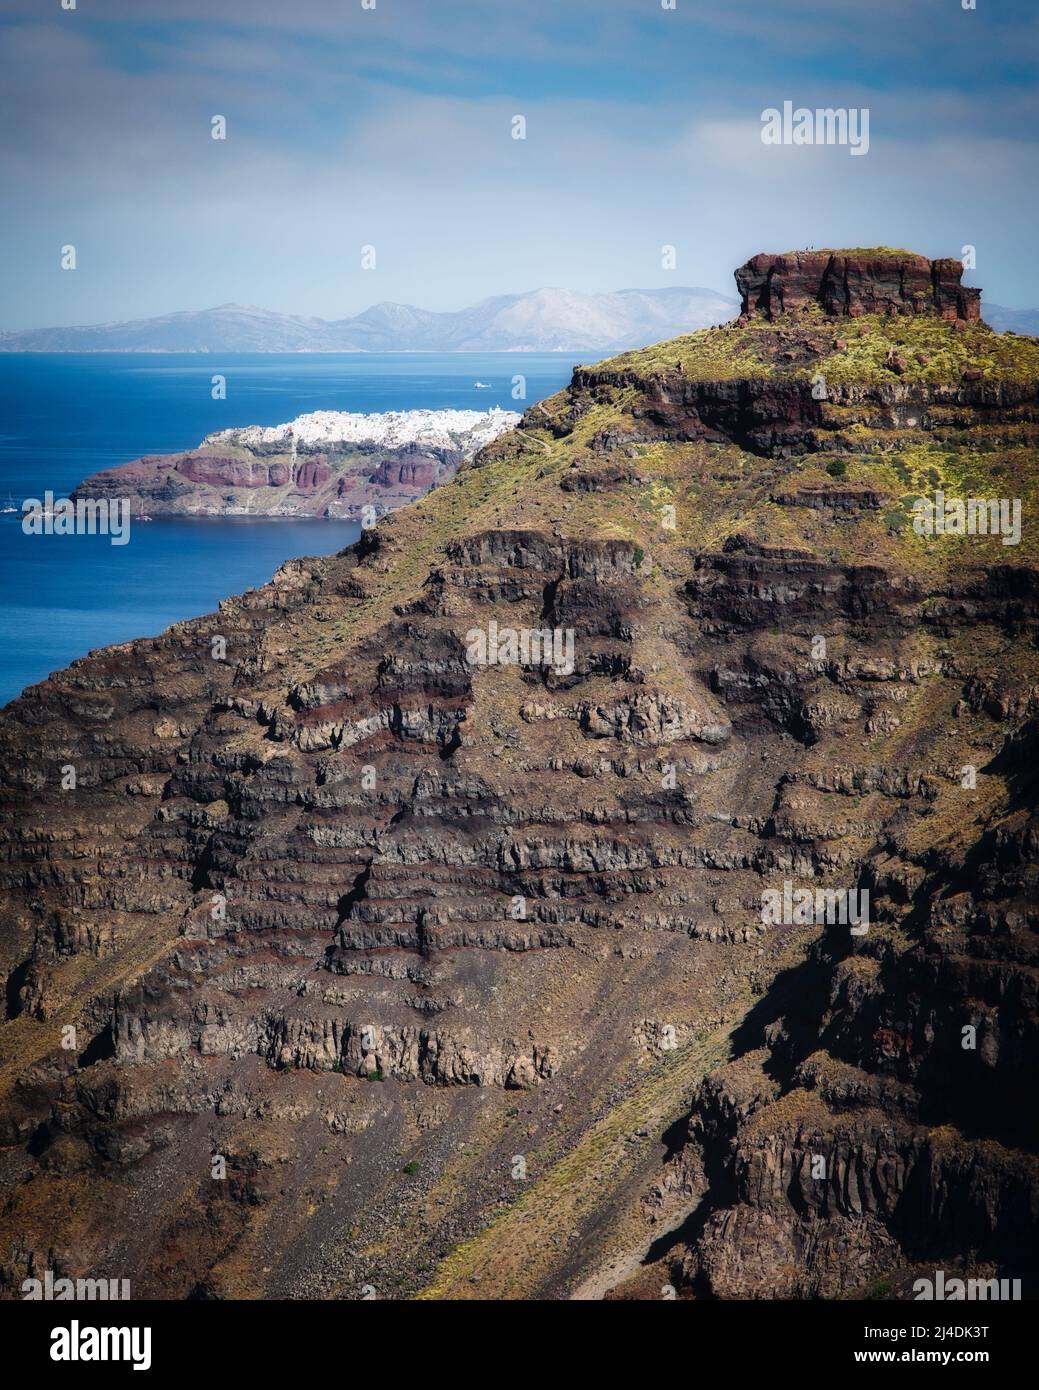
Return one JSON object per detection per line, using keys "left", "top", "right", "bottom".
{"left": 0, "top": 352, "right": 577, "bottom": 704}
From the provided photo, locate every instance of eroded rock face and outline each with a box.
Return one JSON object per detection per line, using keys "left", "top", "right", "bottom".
{"left": 735, "top": 250, "right": 981, "bottom": 323}
{"left": 1, "top": 249, "right": 1037, "bottom": 1302}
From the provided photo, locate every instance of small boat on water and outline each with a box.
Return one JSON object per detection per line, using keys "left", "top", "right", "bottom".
{"left": 1, "top": 493, "right": 17, "bottom": 513}
{"left": 473, "top": 381, "right": 491, "bottom": 389}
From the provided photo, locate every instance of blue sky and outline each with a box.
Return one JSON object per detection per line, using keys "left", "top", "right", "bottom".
{"left": 1, "top": 0, "right": 1037, "bottom": 328}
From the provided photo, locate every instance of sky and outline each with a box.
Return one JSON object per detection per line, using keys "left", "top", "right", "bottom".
{"left": 1, "top": 0, "right": 1037, "bottom": 330}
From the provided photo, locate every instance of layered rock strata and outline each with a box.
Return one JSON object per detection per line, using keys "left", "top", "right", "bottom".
{"left": 1, "top": 251, "right": 1036, "bottom": 1302}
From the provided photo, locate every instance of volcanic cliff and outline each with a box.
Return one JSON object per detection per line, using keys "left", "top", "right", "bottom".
{"left": 71, "top": 408, "right": 519, "bottom": 520}
{"left": 1, "top": 248, "right": 1037, "bottom": 1301}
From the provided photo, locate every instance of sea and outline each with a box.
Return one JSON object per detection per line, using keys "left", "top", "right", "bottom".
{"left": 0, "top": 352, "right": 578, "bottom": 707}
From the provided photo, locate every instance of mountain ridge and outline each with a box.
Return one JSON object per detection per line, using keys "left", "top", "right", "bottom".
{"left": 1, "top": 247, "right": 1037, "bottom": 1303}
{"left": 0, "top": 286, "right": 739, "bottom": 353}
{"left": 5, "top": 286, "right": 1033, "bottom": 354}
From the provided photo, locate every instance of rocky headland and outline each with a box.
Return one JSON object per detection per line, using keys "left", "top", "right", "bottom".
{"left": 71, "top": 407, "right": 520, "bottom": 520}
{"left": 1, "top": 248, "right": 1037, "bottom": 1302}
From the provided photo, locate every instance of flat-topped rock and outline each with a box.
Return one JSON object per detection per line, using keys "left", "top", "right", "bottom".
{"left": 736, "top": 248, "right": 981, "bottom": 322}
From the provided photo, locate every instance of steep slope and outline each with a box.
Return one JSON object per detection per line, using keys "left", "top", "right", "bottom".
{"left": 1, "top": 248, "right": 1036, "bottom": 1302}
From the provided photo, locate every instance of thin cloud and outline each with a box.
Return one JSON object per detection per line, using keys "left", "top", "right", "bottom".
{"left": 2, "top": 0, "right": 1036, "bottom": 328}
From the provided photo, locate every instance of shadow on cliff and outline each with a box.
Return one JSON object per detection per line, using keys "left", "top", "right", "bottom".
{"left": 4, "top": 958, "right": 30, "bottom": 1020}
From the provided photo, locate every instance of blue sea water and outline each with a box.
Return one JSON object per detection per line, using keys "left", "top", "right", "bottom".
{"left": 0, "top": 352, "right": 577, "bottom": 707}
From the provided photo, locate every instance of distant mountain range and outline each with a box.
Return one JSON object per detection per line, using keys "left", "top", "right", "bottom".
{"left": 3, "top": 288, "right": 1034, "bottom": 355}
{"left": 981, "top": 304, "right": 1039, "bottom": 335}
{"left": 0, "top": 287, "right": 740, "bottom": 354}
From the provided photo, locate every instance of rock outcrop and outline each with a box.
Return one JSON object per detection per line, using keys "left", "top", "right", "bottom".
{"left": 1, "top": 250, "right": 1037, "bottom": 1302}
{"left": 736, "top": 249, "right": 981, "bottom": 323}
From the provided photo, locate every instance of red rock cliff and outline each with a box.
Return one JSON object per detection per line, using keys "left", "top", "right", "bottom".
{"left": 735, "top": 249, "right": 981, "bottom": 322}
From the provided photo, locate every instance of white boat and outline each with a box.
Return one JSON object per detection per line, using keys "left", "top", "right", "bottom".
{"left": 473, "top": 381, "right": 491, "bottom": 389}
